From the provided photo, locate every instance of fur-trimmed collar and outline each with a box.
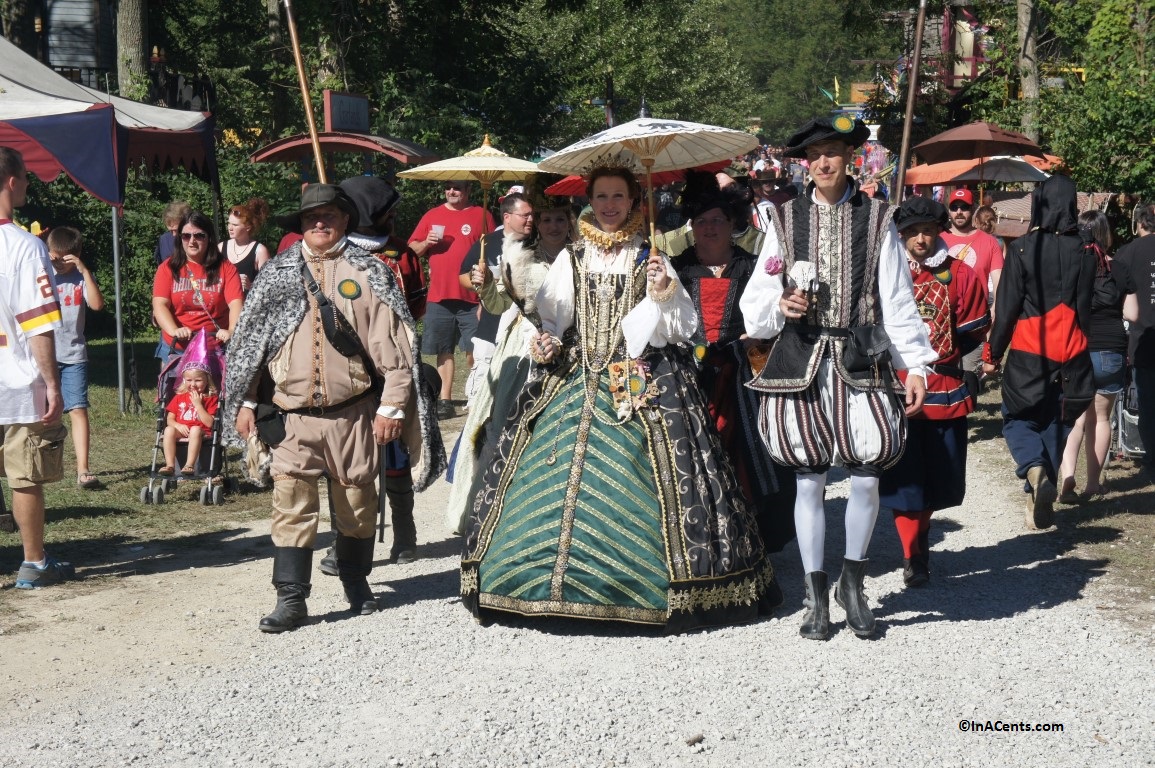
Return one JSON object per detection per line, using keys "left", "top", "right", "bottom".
{"left": 222, "top": 241, "right": 445, "bottom": 491}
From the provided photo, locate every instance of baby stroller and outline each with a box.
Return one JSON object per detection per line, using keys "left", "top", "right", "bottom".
{"left": 1110, "top": 366, "right": 1146, "bottom": 462}
{"left": 140, "top": 331, "right": 230, "bottom": 506}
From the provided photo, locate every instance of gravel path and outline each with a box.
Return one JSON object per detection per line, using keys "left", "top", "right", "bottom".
{"left": 1, "top": 427, "right": 1152, "bottom": 767}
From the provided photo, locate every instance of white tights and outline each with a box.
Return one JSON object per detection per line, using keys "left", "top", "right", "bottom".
{"left": 794, "top": 473, "right": 880, "bottom": 574}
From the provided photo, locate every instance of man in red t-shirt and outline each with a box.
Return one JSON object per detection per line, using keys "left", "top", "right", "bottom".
{"left": 409, "top": 180, "right": 495, "bottom": 420}
{"left": 940, "top": 188, "right": 1004, "bottom": 375}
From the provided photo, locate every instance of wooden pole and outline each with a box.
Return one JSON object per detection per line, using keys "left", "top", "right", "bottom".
{"left": 282, "top": 0, "right": 327, "bottom": 183}
{"left": 894, "top": 0, "right": 928, "bottom": 204}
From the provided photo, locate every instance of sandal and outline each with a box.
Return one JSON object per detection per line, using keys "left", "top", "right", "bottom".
{"left": 77, "top": 472, "right": 101, "bottom": 490}
{"left": 181, "top": 466, "right": 197, "bottom": 476}
{"left": 158, "top": 466, "right": 175, "bottom": 477}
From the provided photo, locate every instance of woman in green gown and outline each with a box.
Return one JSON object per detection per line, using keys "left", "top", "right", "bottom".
{"left": 461, "top": 164, "right": 780, "bottom": 633}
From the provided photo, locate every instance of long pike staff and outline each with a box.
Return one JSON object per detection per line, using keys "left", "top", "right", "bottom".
{"left": 282, "top": 0, "right": 327, "bottom": 183}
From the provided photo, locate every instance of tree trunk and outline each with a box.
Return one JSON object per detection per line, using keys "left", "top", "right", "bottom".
{"left": 2, "top": 0, "right": 39, "bottom": 59}
{"left": 1017, "top": 0, "right": 1039, "bottom": 141}
{"left": 267, "top": 0, "right": 289, "bottom": 135}
{"left": 116, "top": 0, "right": 148, "bottom": 100}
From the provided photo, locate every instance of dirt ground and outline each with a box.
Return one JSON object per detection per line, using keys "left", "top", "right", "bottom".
{"left": 1, "top": 415, "right": 1152, "bottom": 709}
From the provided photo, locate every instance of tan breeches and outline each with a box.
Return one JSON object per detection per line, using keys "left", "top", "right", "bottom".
{"left": 269, "top": 398, "right": 380, "bottom": 547}
{"left": 270, "top": 477, "right": 378, "bottom": 547}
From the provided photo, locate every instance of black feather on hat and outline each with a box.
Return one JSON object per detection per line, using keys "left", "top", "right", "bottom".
{"left": 783, "top": 116, "right": 870, "bottom": 158}
{"left": 893, "top": 196, "right": 949, "bottom": 232}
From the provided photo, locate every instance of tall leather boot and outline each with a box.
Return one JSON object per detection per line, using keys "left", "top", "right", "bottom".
{"left": 834, "top": 557, "right": 876, "bottom": 637}
{"left": 258, "top": 547, "right": 312, "bottom": 633}
{"left": 335, "top": 534, "right": 378, "bottom": 615}
{"left": 799, "top": 571, "right": 830, "bottom": 640}
{"left": 387, "top": 474, "right": 417, "bottom": 563}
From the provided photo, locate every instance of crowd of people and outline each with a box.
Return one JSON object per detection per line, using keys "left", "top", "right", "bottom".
{"left": 2, "top": 111, "right": 1152, "bottom": 639}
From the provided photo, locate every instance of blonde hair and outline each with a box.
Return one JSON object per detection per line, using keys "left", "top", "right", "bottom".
{"left": 177, "top": 368, "right": 217, "bottom": 397}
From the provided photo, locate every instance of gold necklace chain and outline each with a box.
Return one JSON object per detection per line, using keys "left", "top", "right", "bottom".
{"left": 574, "top": 242, "right": 639, "bottom": 426}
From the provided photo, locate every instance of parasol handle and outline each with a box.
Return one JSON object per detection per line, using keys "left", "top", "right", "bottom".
{"left": 282, "top": 0, "right": 327, "bottom": 184}
{"left": 642, "top": 159, "right": 657, "bottom": 272}
{"left": 479, "top": 185, "right": 492, "bottom": 273}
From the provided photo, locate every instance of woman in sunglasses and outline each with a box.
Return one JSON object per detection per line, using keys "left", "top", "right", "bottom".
{"left": 152, "top": 211, "right": 243, "bottom": 357}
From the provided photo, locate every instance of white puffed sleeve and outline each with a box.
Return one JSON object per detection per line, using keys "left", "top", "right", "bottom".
{"left": 740, "top": 225, "right": 788, "bottom": 339}
{"left": 534, "top": 248, "right": 576, "bottom": 343}
{"left": 621, "top": 254, "right": 697, "bottom": 357}
{"left": 878, "top": 222, "right": 936, "bottom": 378}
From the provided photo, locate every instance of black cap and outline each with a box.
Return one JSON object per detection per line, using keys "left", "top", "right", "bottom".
{"left": 339, "top": 176, "right": 400, "bottom": 231}
{"left": 893, "top": 196, "right": 948, "bottom": 232}
{"left": 275, "top": 184, "right": 359, "bottom": 233}
{"left": 783, "top": 116, "right": 870, "bottom": 158}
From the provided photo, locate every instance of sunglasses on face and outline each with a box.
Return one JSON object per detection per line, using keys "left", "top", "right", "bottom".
{"left": 444, "top": 184, "right": 466, "bottom": 191}
{"left": 948, "top": 204, "right": 972, "bottom": 212}
{"left": 181, "top": 232, "right": 208, "bottom": 242}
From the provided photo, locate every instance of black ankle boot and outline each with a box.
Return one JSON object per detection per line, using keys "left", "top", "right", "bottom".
{"left": 902, "top": 557, "right": 929, "bottom": 588}
{"left": 834, "top": 557, "right": 876, "bottom": 637}
{"left": 335, "top": 535, "right": 378, "bottom": 615}
{"left": 387, "top": 476, "right": 417, "bottom": 563}
{"left": 799, "top": 571, "right": 830, "bottom": 640}
{"left": 318, "top": 546, "right": 339, "bottom": 577}
{"left": 259, "top": 547, "right": 313, "bottom": 633}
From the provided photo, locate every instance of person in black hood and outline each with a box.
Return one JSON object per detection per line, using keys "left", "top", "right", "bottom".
{"left": 983, "top": 175, "right": 1096, "bottom": 530}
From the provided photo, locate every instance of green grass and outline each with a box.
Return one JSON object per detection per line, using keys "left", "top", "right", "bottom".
{"left": 0, "top": 339, "right": 268, "bottom": 580}
{"left": 1, "top": 338, "right": 470, "bottom": 587}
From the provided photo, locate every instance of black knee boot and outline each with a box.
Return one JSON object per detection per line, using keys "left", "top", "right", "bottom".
{"left": 259, "top": 547, "right": 312, "bottom": 633}
{"left": 335, "top": 534, "right": 378, "bottom": 615}
{"left": 834, "top": 557, "right": 876, "bottom": 637}
{"left": 387, "top": 475, "right": 417, "bottom": 563}
{"left": 799, "top": 571, "right": 830, "bottom": 640}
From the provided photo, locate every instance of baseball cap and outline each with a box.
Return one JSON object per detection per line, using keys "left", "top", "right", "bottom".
{"left": 949, "top": 188, "right": 974, "bottom": 207}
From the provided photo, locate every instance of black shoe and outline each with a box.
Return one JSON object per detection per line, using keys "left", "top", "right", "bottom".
{"left": 342, "top": 578, "right": 378, "bottom": 615}
{"left": 902, "top": 557, "right": 929, "bottom": 588}
{"left": 387, "top": 475, "right": 418, "bottom": 563}
{"left": 336, "top": 535, "right": 378, "bottom": 614}
{"left": 318, "top": 546, "right": 339, "bottom": 577}
{"left": 799, "top": 571, "right": 830, "bottom": 640}
{"left": 437, "top": 399, "right": 455, "bottom": 420}
{"left": 834, "top": 558, "right": 876, "bottom": 637}
{"left": 259, "top": 583, "right": 310, "bottom": 632}
{"left": 258, "top": 547, "right": 312, "bottom": 633}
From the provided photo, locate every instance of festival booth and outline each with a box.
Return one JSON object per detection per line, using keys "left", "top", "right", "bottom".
{"left": 0, "top": 35, "right": 218, "bottom": 412}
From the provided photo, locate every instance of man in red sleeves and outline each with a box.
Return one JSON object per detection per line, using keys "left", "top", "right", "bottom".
{"left": 880, "top": 197, "right": 990, "bottom": 587}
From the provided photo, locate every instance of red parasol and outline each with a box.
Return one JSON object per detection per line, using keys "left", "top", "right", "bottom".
{"left": 543, "top": 160, "right": 732, "bottom": 196}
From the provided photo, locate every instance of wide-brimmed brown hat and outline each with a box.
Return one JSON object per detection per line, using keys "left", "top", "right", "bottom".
{"left": 275, "top": 183, "right": 359, "bottom": 233}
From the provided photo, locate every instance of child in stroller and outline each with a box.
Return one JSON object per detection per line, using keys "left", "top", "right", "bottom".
{"left": 162, "top": 366, "right": 218, "bottom": 476}
{"left": 141, "top": 329, "right": 229, "bottom": 505}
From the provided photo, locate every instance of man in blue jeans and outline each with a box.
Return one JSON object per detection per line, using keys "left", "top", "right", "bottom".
{"left": 983, "top": 176, "right": 1096, "bottom": 529}
{"left": 1114, "top": 204, "right": 1155, "bottom": 480}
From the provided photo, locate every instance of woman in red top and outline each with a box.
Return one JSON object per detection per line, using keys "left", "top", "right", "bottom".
{"left": 152, "top": 211, "right": 243, "bottom": 355}
{"left": 881, "top": 198, "right": 990, "bottom": 587}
